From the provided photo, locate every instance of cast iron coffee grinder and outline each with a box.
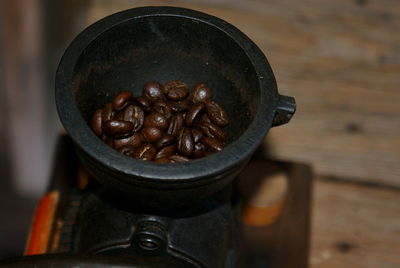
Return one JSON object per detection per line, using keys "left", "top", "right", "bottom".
{"left": 5, "top": 7, "right": 296, "bottom": 267}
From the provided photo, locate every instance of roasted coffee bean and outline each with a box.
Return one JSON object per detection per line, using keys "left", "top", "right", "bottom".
{"left": 192, "top": 142, "right": 207, "bottom": 158}
{"left": 143, "top": 113, "right": 169, "bottom": 131}
{"left": 113, "top": 90, "right": 132, "bottom": 111}
{"left": 169, "top": 155, "right": 190, "bottom": 163}
{"left": 155, "top": 134, "right": 176, "bottom": 150}
{"left": 155, "top": 144, "right": 177, "bottom": 159}
{"left": 92, "top": 109, "right": 103, "bottom": 136}
{"left": 140, "top": 127, "right": 163, "bottom": 143}
{"left": 168, "top": 99, "right": 189, "bottom": 113}
{"left": 143, "top": 82, "right": 165, "bottom": 102}
{"left": 177, "top": 128, "right": 194, "bottom": 156}
{"left": 206, "top": 101, "right": 229, "bottom": 127}
{"left": 198, "top": 121, "right": 226, "bottom": 141}
{"left": 117, "top": 145, "right": 136, "bottom": 156}
{"left": 102, "top": 120, "right": 134, "bottom": 138}
{"left": 167, "top": 113, "right": 184, "bottom": 137}
{"left": 203, "top": 137, "right": 224, "bottom": 152}
{"left": 122, "top": 105, "right": 144, "bottom": 132}
{"left": 102, "top": 103, "right": 115, "bottom": 122}
{"left": 133, "top": 144, "right": 157, "bottom": 161}
{"left": 114, "top": 133, "right": 142, "bottom": 149}
{"left": 190, "top": 83, "right": 212, "bottom": 103}
{"left": 152, "top": 101, "right": 172, "bottom": 119}
{"left": 185, "top": 102, "right": 205, "bottom": 127}
{"left": 135, "top": 96, "right": 152, "bottom": 113}
{"left": 164, "top": 80, "right": 189, "bottom": 101}
{"left": 154, "top": 157, "right": 171, "bottom": 163}
{"left": 191, "top": 128, "right": 204, "bottom": 143}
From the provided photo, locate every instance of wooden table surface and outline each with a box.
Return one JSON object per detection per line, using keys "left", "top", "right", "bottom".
{"left": 83, "top": 1, "right": 400, "bottom": 267}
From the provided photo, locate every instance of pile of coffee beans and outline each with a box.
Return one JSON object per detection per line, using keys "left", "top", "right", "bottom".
{"left": 91, "top": 81, "right": 229, "bottom": 163}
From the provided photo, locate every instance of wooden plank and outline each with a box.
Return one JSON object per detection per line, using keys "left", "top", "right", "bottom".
{"left": 311, "top": 179, "right": 400, "bottom": 268}
{"left": 87, "top": 0, "right": 400, "bottom": 186}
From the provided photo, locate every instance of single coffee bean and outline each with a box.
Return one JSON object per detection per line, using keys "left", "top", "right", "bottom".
{"left": 190, "top": 83, "right": 212, "bottom": 103}
{"left": 102, "top": 103, "right": 115, "bottom": 122}
{"left": 133, "top": 144, "right": 157, "bottom": 161}
{"left": 114, "top": 133, "right": 142, "bottom": 149}
{"left": 152, "top": 101, "right": 172, "bottom": 119}
{"left": 177, "top": 128, "right": 194, "bottom": 156}
{"left": 154, "top": 157, "right": 171, "bottom": 163}
{"left": 117, "top": 145, "right": 136, "bottom": 156}
{"left": 192, "top": 142, "right": 207, "bottom": 158}
{"left": 198, "top": 121, "right": 226, "bottom": 141}
{"left": 113, "top": 90, "right": 132, "bottom": 111}
{"left": 102, "top": 120, "right": 134, "bottom": 138}
{"left": 185, "top": 102, "right": 205, "bottom": 127}
{"left": 135, "top": 96, "right": 152, "bottom": 113}
{"left": 169, "top": 155, "right": 190, "bottom": 163}
{"left": 167, "top": 113, "right": 184, "bottom": 137}
{"left": 203, "top": 137, "right": 224, "bottom": 152}
{"left": 143, "top": 113, "right": 169, "bottom": 131}
{"left": 123, "top": 105, "right": 144, "bottom": 132}
{"left": 168, "top": 99, "right": 189, "bottom": 113}
{"left": 155, "top": 144, "right": 177, "bottom": 159}
{"left": 206, "top": 101, "right": 229, "bottom": 127}
{"left": 143, "top": 82, "right": 165, "bottom": 102}
{"left": 155, "top": 134, "right": 176, "bottom": 150}
{"left": 164, "top": 80, "right": 189, "bottom": 101}
{"left": 92, "top": 109, "right": 103, "bottom": 137}
{"left": 191, "top": 128, "right": 204, "bottom": 143}
{"left": 140, "top": 127, "right": 163, "bottom": 143}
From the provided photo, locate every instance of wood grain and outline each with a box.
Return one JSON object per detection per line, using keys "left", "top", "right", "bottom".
{"left": 311, "top": 179, "right": 400, "bottom": 268}
{"left": 87, "top": 0, "right": 400, "bottom": 186}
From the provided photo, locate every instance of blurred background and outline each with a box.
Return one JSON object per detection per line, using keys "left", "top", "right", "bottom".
{"left": 0, "top": 0, "right": 399, "bottom": 267}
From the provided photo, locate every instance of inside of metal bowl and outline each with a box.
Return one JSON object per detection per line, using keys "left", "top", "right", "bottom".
{"left": 72, "top": 15, "right": 260, "bottom": 144}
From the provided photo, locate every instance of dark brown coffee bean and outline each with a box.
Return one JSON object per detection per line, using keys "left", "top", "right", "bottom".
{"left": 192, "top": 142, "right": 207, "bottom": 158}
{"left": 140, "top": 127, "right": 163, "bottom": 143}
{"left": 92, "top": 109, "right": 103, "bottom": 137}
{"left": 143, "top": 82, "right": 165, "bottom": 102}
{"left": 117, "top": 145, "right": 136, "bottom": 156}
{"left": 199, "top": 121, "right": 226, "bottom": 141}
{"left": 206, "top": 101, "right": 229, "bottom": 127}
{"left": 164, "top": 80, "right": 189, "bottom": 101}
{"left": 167, "top": 113, "right": 184, "bottom": 137}
{"left": 185, "top": 102, "right": 205, "bottom": 127}
{"left": 155, "top": 145, "right": 177, "bottom": 159}
{"left": 113, "top": 90, "right": 132, "bottom": 111}
{"left": 135, "top": 96, "right": 152, "bottom": 113}
{"left": 155, "top": 134, "right": 176, "bottom": 150}
{"left": 190, "top": 83, "right": 212, "bottom": 103}
{"left": 122, "top": 105, "right": 144, "bottom": 132}
{"left": 133, "top": 144, "right": 157, "bottom": 161}
{"left": 168, "top": 155, "right": 190, "bottom": 163}
{"left": 154, "top": 157, "right": 171, "bottom": 163}
{"left": 152, "top": 101, "right": 172, "bottom": 119}
{"left": 191, "top": 128, "right": 204, "bottom": 143}
{"left": 177, "top": 128, "right": 194, "bottom": 156}
{"left": 143, "top": 113, "right": 169, "bottom": 131}
{"left": 168, "top": 99, "right": 189, "bottom": 113}
{"left": 102, "top": 120, "right": 134, "bottom": 138}
{"left": 203, "top": 137, "right": 224, "bottom": 152}
{"left": 114, "top": 133, "right": 142, "bottom": 149}
{"left": 102, "top": 103, "right": 115, "bottom": 122}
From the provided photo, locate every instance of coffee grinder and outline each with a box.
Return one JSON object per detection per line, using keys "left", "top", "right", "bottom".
{"left": 1, "top": 7, "right": 296, "bottom": 267}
